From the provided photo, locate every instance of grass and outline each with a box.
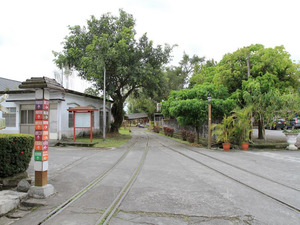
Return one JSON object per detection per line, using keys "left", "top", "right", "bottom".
{"left": 76, "top": 128, "right": 131, "bottom": 148}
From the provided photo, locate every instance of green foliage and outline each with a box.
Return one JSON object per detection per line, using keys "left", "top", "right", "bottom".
{"left": 54, "top": 9, "right": 173, "bottom": 132}
{"left": 162, "top": 83, "right": 236, "bottom": 143}
{"left": 242, "top": 74, "right": 282, "bottom": 132}
{"left": 277, "top": 92, "right": 300, "bottom": 120}
{"left": 212, "top": 115, "right": 235, "bottom": 143}
{"left": 0, "top": 134, "right": 34, "bottom": 178}
{"left": 84, "top": 87, "right": 99, "bottom": 97}
{"left": 190, "top": 44, "right": 300, "bottom": 95}
{"left": 127, "top": 92, "right": 157, "bottom": 118}
{"left": 162, "top": 83, "right": 236, "bottom": 125}
{"left": 189, "top": 59, "right": 217, "bottom": 87}
{"left": 232, "top": 107, "right": 252, "bottom": 143}
{"left": 282, "top": 128, "right": 300, "bottom": 134}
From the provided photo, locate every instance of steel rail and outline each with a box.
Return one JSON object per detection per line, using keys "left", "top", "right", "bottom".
{"left": 95, "top": 135, "right": 149, "bottom": 225}
{"left": 162, "top": 143, "right": 300, "bottom": 213}
{"left": 37, "top": 139, "right": 139, "bottom": 225}
{"left": 171, "top": 143, "right": 300, "bottom": 192}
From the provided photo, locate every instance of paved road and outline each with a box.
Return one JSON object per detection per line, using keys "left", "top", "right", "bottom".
{"left": 10, "top": 129, "right": 300, "bottom": 225}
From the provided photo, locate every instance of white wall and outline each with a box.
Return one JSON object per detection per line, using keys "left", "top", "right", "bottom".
{"left": 0, "top": 91, "right": 111, "bottom": 139}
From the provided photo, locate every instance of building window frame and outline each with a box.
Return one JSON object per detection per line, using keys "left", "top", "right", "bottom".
{"left": 3, "top": 107, "right": 17, "bottom": 127}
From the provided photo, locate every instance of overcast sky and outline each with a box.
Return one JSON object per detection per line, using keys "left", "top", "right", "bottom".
{"left": 1, "top": 0, "right": 299, "bottom": 92}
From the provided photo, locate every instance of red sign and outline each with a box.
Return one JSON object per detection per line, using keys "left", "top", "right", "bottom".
{"left": 35, "top": 120, "right": 43, "bottom": 130}
{"left": 35, "top": 131, "right": 43, "bottom": 141}
{"left": 35, "top": 141, "right": 48, "bottom": 151}
{"left": 35, "top": 110, "right": 43, "bottom": 120}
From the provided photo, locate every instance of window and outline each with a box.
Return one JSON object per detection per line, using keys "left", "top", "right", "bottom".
{"left": 100, "top": 111, "right": 109, "bottom": 129}
{"left": 20, "top": 110, "right": 35, "bottom": 124}
{"left": 3, "top": 107, "right": 16, "bottom": 127}
{"left": 68, "top": 110, "right": 74, "bottom": 128}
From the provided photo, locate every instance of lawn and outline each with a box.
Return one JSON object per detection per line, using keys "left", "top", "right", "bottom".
{"left": 76, "top": 128, "right": 131, "bottom": 148}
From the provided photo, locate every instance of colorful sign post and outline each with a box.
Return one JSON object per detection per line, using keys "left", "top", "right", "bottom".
{"left": 19, "top": 77, "right": 65, "bottom": 198}
{"left": 34, "top": 89, "right": 50, "bottom": 187}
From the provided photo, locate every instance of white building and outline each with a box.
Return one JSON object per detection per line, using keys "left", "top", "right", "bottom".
{"left": 0, "top": 77, "right": 111, "bottom": 140}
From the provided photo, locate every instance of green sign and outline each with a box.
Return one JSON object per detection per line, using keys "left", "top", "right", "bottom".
{"left": 34, "top": 151, "right": 43, "bottom": 161}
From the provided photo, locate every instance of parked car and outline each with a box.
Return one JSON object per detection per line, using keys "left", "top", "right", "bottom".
{"left": 285, "top": 118, "right": 300, "bottom": 129}
{"left": 266, "top": 118, "right": 286, "bottom": 130}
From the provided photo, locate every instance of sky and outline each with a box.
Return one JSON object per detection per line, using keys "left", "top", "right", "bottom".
{"left": 1, "top": 0, "right": 300, "bottom": 92}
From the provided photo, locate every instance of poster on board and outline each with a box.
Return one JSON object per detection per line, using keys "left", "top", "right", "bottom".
{"left": 75, "top": 113, "right": 91, "bottom": 127}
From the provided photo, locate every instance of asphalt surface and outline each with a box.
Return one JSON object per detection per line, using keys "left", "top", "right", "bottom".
{"left": 6, "top": 129, "right": 300, "bottom": 225}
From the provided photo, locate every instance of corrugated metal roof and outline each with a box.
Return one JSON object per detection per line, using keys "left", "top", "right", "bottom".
{"left": 0, "top": 77, "right": 21, "bottom": 91}
{"left": 125, "top": 113, "right": 148, "bottom": 120}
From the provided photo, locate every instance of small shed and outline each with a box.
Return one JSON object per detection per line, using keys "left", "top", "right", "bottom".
{"left": 125, "top": 113, "right": 149, "bottom": 126}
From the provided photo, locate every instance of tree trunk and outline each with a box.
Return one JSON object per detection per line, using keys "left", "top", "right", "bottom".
{"left": 258, "top": 119, "right": 264, "bottom": 139}
{"left": 195, "top": 126, "right": 200, "bottom": 144}
{"left": 111, "top": 99, "right": 124, "bottom": 133}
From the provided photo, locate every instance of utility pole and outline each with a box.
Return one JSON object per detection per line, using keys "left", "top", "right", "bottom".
{"left": 103, "top": 66, "right": 106, "bottom": 141}
{"left": 247, "top": 51, "right": 253, "bottom": 141}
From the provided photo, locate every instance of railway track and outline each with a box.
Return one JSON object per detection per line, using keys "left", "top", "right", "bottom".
{"left": 159, "top": 140, "right": 300, "bottom": 213}
{"left": 37, "top": 133, "right": 149, "bottom": 225}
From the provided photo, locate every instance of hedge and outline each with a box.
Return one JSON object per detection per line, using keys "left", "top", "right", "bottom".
{"left": 0, "top": 134, "right": 34, "bottom": 178}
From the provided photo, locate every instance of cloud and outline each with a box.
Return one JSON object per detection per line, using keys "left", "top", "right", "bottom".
{"left": 0, "top": 0, "right": 299, "bottom": 90}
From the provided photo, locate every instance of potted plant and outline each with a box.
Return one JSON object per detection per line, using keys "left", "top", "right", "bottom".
{"left": 212, "top": 115, "right": 235, "bottom": 151}
{"left": 282, "top": 128, "right": 300, "bottom": 150}
{"left": 233, "top": 107, "right": 252, "bottom": 150}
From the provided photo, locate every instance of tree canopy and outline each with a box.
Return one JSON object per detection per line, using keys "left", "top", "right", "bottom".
{"left": 166, "top": 44, "right": 300, "bottom": 140}
{"left": 53, "top": 9, "right": 173, "bottom": 132}
{"left": 162, "top": 83, "right": 236, "bottom": 143}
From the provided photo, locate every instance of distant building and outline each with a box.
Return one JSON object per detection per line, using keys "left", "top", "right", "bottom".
{"left": 0, "top": 77, "right": 112, "bottom": 140}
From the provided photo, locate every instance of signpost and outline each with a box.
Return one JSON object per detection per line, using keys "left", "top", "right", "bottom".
{"left": 33, "top": 90, "right": 50, "bottom": 187}
{"left": 67, "top": 106, "right": 98, "bottom": 142}
{"left": 19, "top": 77, "right": 65, "bottom": 198}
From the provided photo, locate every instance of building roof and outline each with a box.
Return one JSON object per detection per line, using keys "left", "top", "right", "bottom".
{"left": 0, "top": 77, "right": 21, "bottom": 91}
{"left": 125, "top": 113, "right": 148, "bottom": 120}
{"left": 19, "top": 77, "right": 65, "bottom": 91}
{"left": 0, "top": 77, "right": 113, "bottom": 103}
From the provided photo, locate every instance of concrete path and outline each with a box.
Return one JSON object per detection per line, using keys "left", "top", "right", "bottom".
{"left": 1, "top": 128, "right": 300, "bottom": 225}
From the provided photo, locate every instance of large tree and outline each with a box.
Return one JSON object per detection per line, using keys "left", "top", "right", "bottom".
{"left": 162, "top": 83, "right": 236, "bottom": 143}
{"left": 190, "top": 44, "right": 300, "bottom": 94}
{"left": 53, "top": 9, "right": 173, "bottom": 132}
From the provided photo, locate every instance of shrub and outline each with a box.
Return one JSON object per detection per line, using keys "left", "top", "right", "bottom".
{"left": 187, "top": 131, "right": 195, "bottom": 143}
{"left": 153, "top": 126, "right": 160, "bottom": 133}
{"left": 163, "top": 127, "right": 174, "bottom": 137}
{"left": 163, "top": 127, "right": 168, "bottom": 135}
{"left": 168, "top": 128, "right": 174, "bottom": 137}
{"left": 181, "top": 129, "right": 188, "bottom": 141}
{"left": 0, "top": 134, "right": 34, "bottom": 178}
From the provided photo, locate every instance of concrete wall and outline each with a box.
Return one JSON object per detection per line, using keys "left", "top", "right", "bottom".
{"left": 162, "top": 119, "right": 220, "bottom": 138}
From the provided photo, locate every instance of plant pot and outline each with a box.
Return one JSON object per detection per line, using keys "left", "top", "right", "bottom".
{"left": 222, "top": 143, "right": 230, "bottom": 151}
{"left": 241, "top": 142, "right": 249, "bottom": 151}
{"left": 284, "top": 133, "right": 299, "bottom": 150}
